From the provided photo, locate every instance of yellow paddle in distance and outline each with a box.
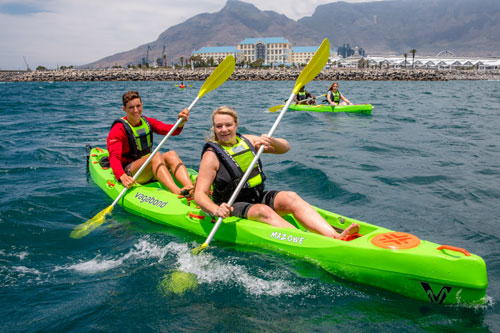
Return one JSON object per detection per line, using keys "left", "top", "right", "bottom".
{"left": 268, "top": 94, "right": 327, "bottom": 112}
{"left": 70, "top": 55, "right": 236, "bottom": 239}
{"left": 193, "top": 38, "right": 330, "bottom": 254}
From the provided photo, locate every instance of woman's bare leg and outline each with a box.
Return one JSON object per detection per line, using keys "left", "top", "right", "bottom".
{"left": 273, "top": 191, "right": 359, "bottom": 239}
{"left": 246, "top": 204, "right": 296, "bottom": 228}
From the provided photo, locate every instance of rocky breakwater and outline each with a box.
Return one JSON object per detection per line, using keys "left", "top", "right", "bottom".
{"left": 1, "top": 68, "right": 498, "bottom": 82}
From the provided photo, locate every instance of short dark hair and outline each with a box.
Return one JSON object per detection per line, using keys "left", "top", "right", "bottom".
{"left": 122, "top": 91, "right": 141, "bottom": 107}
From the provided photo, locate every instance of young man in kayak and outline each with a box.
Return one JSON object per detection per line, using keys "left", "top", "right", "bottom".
{"left": 193, "top": 106, "right": 359, "bottom": 239}
{"left": 107, "top": 91, "right": 194, "bottom": 195}
{"left": 293, "top": 85, "right": 316, "bottom": 105}
{"left": 327, "top": 82, "right": 353, "bottom": 106}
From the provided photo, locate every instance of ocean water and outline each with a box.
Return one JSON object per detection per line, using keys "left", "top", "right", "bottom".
{"left": 1, "top": 79, "right": 499, "bottom": 332}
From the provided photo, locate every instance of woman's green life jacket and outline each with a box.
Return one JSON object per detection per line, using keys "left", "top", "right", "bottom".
{"left": 202, "top": 134, "right": 266, "bottom": 203}
{"left": 328, "top": 90, "right": 340, "bottom": 103}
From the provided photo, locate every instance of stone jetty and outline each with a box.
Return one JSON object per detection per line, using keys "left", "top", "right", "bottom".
{"left": 1, "top": 67, "right": 499, "bottom": 82}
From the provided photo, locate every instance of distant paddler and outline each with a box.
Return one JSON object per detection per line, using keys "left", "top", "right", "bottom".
{"left": 293, "top": 85, "right": 316, "bottom": 105}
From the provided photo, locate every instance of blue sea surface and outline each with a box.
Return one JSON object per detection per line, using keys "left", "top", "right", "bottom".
{"left": 1, "top": 79, "right": 499, "bottom": 331}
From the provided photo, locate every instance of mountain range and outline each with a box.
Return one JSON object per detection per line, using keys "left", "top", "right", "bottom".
{"left": 85, "top": 0, "right": 500, "bottom": 68}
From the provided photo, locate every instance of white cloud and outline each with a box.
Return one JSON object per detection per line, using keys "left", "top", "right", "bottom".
{"left": 0, "top": 0, "right": 377, "bottom": 69}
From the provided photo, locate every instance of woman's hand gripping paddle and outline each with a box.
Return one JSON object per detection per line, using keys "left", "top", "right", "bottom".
{"left": 192, "top": 39, "right": 330, "bottom": 254}
{"left": 70, "top": 56, "right": 236, "bottom": 239}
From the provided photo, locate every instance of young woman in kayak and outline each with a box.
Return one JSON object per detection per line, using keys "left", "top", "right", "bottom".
{"left": 107, "top": 90, "right": 194, "bottom": 195}
{"left": 193, "top": 106, "right": 359, "bottom": 239}
{"left": 327, "top": 82, "right": 353, "bottom": 106}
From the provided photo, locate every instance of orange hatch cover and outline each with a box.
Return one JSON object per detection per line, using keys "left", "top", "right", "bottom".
{"left": 371, "top": 232, "right": 421, "bottom": 250}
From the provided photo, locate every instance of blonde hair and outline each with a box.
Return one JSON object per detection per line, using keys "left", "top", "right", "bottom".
{"left": 209, "top": 106, "right": 238, "bottom": 141}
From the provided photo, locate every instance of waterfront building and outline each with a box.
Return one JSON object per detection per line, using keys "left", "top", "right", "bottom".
{"left": 237, "top": 37, "right": 292, "bottom": 65}
{"left": 292, "top": 46, "right": 336, "bottom": 66}
{"left": 191, "top": 46, "right": 243, "bottom": 63}
{"left": 338, "top": 44, "right": 366, "bottom": 58}
{"left": 192, "top": 37, "right": 339, "bottom": 67}
{"left": 365, "top": 56, "right": 500, "bottom": 70}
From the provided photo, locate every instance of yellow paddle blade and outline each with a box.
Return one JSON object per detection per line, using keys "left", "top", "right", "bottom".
{"left": 268, "top": 104, "right": 284, "bottom": 112}
{"left": 70, "top": 205, "right": 114, "bottom": 239}
{"left": 191, "top": 243, "right": 209, "bottom": 255}
{"left": 158, "top": 271, "right": 198, "bottom": 296}
{"left": 198, "top": 55, "right": 235, "bottom": 98}
{"left": 292, "top": 38, "right": 330, "bottom": 95}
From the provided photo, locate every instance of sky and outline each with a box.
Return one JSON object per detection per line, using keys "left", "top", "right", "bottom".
{"left": 0, "top": 0, "right": 380, "bottom": 70}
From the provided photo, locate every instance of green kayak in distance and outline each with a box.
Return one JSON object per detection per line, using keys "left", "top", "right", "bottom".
{"left": 87, "top": 147, "right": 487, "bottom": 305}
{"left": 288, "top": 103, "right": 373, "bottom": 114}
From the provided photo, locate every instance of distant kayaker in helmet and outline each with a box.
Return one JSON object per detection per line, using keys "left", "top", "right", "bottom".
{"left": 327, "top": 82, "right": 353, "bottom": 106}
{"left": 194, "top": 106, "right": 360, "bottom": 239}
{"left": 179, "top": 81, "right": 186, "bottom": 89}
{"left": 107, "top": 90, "right": 194, "bottom": 195}
{"left": 293, "top": 85, "right": 316, "bottom": 105}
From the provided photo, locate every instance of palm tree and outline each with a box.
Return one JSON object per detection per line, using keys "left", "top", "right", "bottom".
{"left": 410, "top": 49, "right": 416, "bottom": 68}
{"left": 208, "top": 57, "right": 215, "bottom": 67}
{"left": 180, "top": 57, "right": 184, "bottom": 67}
{"left": 403, "top": 53, "right": 408, "bottom": 69}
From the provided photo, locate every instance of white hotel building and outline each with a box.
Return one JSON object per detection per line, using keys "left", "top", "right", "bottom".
{"left": 192, "top": 37, "right": 335, "bottom": 66}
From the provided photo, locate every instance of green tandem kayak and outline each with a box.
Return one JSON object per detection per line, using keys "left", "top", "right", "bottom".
{"left": 88, "top": 147, "right": 487, "bottom": 305}
{"left": 288, "top": 103, "right": 373, "bottom": 114}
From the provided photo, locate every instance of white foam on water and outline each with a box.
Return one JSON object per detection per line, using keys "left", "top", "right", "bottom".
{"left": 168, "top": 242, "right": 312, "bottom": 297}
{"left": 0, "top": 250, "right": 29, "bottom": 260}
{"left": 1, "top": 265, "right": 44, "bottom": 287}
{"left": 17, "top": 251, "right": 29, "bottom": 260}
{"left": 63, "top": 256, "right": 123, "bottom": 274}
{"left": 56, "top": 237, "right": 325, "bottom": 298}
{"left": 12, "top": 266, "right": 41, "bottom": 275}
{"left": 58, "top": 237, "right": 171, "bottom": 274}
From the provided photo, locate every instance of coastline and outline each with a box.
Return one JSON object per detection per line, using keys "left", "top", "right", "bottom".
{"left": 1, "top": 67, "right": 499, "bottom": 82}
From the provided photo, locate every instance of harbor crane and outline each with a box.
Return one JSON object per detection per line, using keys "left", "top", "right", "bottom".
{"left": 23, "top": 56, "right": 32, "bottom": 71}
{"left": 162, "top": 45, "right": 167, "bottom": 67}
{"left": 142, "top": 45, "right": 152, "bottom": 66}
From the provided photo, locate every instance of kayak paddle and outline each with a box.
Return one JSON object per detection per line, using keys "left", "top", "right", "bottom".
{"left": 268, "top": 94, "right": 326, "bottom": 112}
{"left": 193, "top": 38, "right": 330, "bottom": 254}
{"left": 70, "top": 55, "right": 236, "bottom": 239}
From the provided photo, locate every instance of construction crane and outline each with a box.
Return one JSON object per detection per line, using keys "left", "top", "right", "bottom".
{"left": 146, "top": 45, "right": 151, "bottom": 65}
{"left": 23, "top": 56, "right": 32, "bottom": 71}
{"left": 162, "top": 45, "right": 167, "bottom": 67}
{"left": 142, "top": 45, "right": 152, "bottom": 66}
